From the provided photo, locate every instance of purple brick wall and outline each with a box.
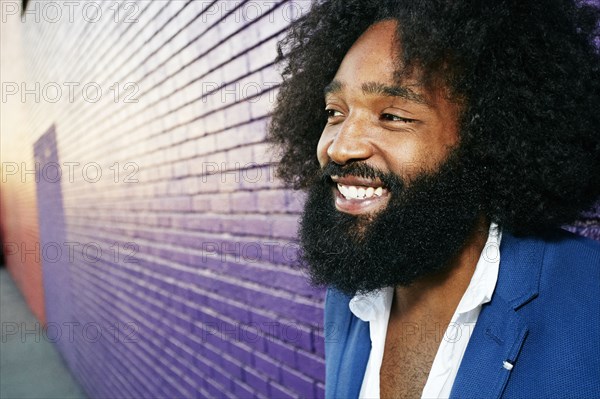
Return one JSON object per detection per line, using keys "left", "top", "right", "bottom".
{"left": 14, "top": 1, "right": 325, "bottom": 398}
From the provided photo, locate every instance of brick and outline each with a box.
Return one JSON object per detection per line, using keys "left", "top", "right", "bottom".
{"left": 204, "top": 378, "right": 229, "bottom": 398}
{"left": 229, "top": 191, "right": 258, "bottom": 212}
{"left": 224, "top": 100, "right": 252, "bottom": 126}
{"left": 253, "top": 352, "right": 281, "bottom": 382}
{"left": 244, "top": 367, "right": 270, "bottom": 395}
{"left": 222, "top": 215, "right": 272, "bottom": 236}
{"left": 192, "top": 193, "right": 212, "bottom": 212}
{"left": 220, "top": 354, "right": 245, "bottom": 381}
{"left": 265, "top": 337, "right": 297, "bottom": 368}
{"left": 249, "top": 87, "right": 278, "bottom": 120}
{"left": 208, "top": 193, "right": 232, "bottom": 213}
{"left": 231, "top": 379, "right": 255, "bottom": 398}
{"left": 279, "top": 322, "right": 314, "bottom": 352}
{"left": 214, "top": 129, "right": 244, "bottom": 152}
{"left": 296, "top": 350, "right": 326, "bottom": 382}
{"left": 271, "top": 214, "right": 300, "bottom": 239}
{"left": 227, "top": 341, "right": 254, "bottom": 366}
{"left": 226, "top": 144, "right": 254, "bottom": 165}
{"left": 268, "top": 381, "right": 296, "bottom": 399}
{"left": 280, "top": 365, "right": 316, "bottom": 398}
{"left": 248, "top": 37, "right": 279, "bottom": 72}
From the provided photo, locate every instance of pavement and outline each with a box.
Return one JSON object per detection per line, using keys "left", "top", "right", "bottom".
{"left": 0, "top": 267, "right": 87, "bottom": 399}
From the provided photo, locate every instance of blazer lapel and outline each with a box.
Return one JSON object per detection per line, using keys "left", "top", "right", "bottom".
{"left": 450, "top": 296, "right": 529, "bottom": 398}
{"left": 450, "top": 232, "right": 545, "bottom": 399}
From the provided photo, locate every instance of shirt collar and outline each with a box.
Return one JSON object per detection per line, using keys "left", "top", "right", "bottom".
{"left": 455, "top": 222, "right": 502, "bottom": 315}
{"left": 349, "top": 287, "right": 393, "bottom": 323}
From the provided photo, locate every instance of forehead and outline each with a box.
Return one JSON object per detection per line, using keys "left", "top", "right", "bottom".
{"left": 333, "top": 20, "right": 400, "bottom": 87}
{"left": 327, "top": 20, "right": 431, "bottom": 105}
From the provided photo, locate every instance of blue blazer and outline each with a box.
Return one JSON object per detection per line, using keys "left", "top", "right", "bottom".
{"left": 324, "top": 231, "right": 600, "bottom": 398}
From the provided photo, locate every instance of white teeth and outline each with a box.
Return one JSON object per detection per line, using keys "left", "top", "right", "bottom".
{"left": 338, "top": 184, "right": 348, "bottom": 197}
{"left": 348, "top": 186, "right": 358, "bottom": 198}
{"left": 337, "top": 183, "right": 384, "bottom": 200}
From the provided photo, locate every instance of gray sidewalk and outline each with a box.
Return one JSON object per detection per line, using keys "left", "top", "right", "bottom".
{"left": 0, "top": 268, "right": 87, "bottom": 399}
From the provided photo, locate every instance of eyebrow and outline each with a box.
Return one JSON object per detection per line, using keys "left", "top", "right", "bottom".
{"left": 324, "top": 79, "right": 428, "bottom": 105}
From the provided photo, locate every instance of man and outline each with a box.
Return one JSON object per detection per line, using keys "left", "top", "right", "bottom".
{"left": 269, "top": 0, "right": 600, "bottom": 398}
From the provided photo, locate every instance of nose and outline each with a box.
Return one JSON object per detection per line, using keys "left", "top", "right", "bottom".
{"left": 325, "top": 117, "right": 373, "bottom": 165}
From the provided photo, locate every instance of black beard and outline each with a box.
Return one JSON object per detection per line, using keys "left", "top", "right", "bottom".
{"left": 299, "top": 148, "right": 483, "bottom": 296}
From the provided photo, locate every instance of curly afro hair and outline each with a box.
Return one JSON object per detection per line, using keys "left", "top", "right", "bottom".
{"left": 268, "top": 0, "right": 600, "bottom": 236}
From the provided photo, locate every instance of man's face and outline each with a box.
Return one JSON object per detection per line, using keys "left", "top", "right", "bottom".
{"left": 317, "top": 19, "right": 461, "bottom": 214}
{"left": 299, "top": 20, "right": 482, "bottom": 294}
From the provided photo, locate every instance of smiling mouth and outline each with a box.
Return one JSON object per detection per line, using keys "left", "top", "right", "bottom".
{"left": 337, "top": 183, "right": 384, "bottom": 199}
{"left": 331, "top": 175, "right": 391, "bottom": 215}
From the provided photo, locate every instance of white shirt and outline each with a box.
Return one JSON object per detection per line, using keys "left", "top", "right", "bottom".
{"left": 349, "top": 223, "right": 502, "bottom": 399}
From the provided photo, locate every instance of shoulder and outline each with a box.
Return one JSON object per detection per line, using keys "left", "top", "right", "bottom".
{"left": 538, "top": 228, "right": 600, "bottom": 257}
{"left": 538, "top": 230, "right": 598, "bottom": 283}
{"left": 505, "top": 227, "right": 600, "bottom": 253}
{"left": 504, "top": 229, "right": 599, "bottom": 279}
{"left": 501, "top": 229, "right": 599, "bottom": 307}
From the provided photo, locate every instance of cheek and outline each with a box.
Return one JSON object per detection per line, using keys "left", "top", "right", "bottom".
{"left": 379, "top": 140, "right": 422, "bottom": 178}
{"left": 382, "top": 143, "right": 451, "bottom": 185}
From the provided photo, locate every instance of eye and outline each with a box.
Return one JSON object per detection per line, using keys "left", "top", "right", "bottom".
{"left": 381, "top": 113, "right": 414, "bottom": 123}
{"left": 326, "top": 108, "right": 343, "bottom": 118}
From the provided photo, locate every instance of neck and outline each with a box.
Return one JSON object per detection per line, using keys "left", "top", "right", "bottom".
{"left": 392, "top": 217, "right": 490, "bottom": 320}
